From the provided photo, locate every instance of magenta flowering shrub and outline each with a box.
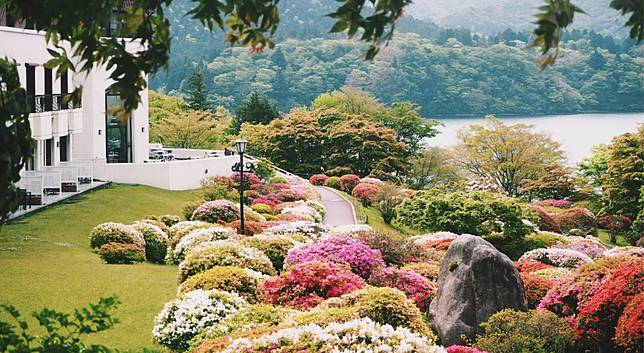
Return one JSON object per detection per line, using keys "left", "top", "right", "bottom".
{"left": 339, "top": 174, "right": 361, "bottom": 192}
{"left": 274, "top": 189, "right": 306, "bottom": 202}
{"left": 369, "top": 267, "right": 435, "bottom": 311}
{"left": 285, "top": 236, "right": 385, "bottom": 279}
{"left": 263, "top": 261, "right": 366, "bottom": 308}
{"left": 352, "top": 183, "right": 380, "bottom": 206}
{"left": 251, "top": 195, "right": 282, "bottom": 207}
{"left": 446, "top": 345, "right": 489, "bottom": 353}
{"left": 536, "top": 199, "right": 572, "bottom": 209}
{"left": 231, "top": 172, "right": 261, "bottom": 186}
{"left": 191, "top": 200, "right": 240, "bottom": 223}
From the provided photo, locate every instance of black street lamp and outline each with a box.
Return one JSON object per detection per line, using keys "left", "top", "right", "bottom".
{"left": 231, "top": 138, "right": 255, "bottom": 235}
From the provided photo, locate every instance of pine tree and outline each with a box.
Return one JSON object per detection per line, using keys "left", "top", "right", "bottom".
{"left": 183, "top": 71, "right": 211, "bottom": 111}
{"left": 231, "top": 90, "right": 280, "bottom": 133}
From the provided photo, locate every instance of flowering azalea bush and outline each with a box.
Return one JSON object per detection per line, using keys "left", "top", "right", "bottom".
{"left": 231, "top": 172, "right": 261, "bottom": 188}
{"left": 324, "top": 176, "right": 341, "bottom": 189}
{"left": 177, "top": 266, "right": 266, "bottom": 302}
{"left": 309, "top": 174, "right": 329, "bottom": 186}
{"left": 250, "top": 203, "right": 272, "bottom": 215}
{"left": 278, "top": 201, "right": 323, "bottom": 223}
{"left": 527, "top": 205, "right": 562, "bottom": 233}
{"left": 352, "top": 182, "right": 379, "bottom": 206}
{"left": 274, "top": 189, "right": 307, "bottom": 202}
{"left": 152, "top": 289, "right": 247, "bottom": 351}
{"left": 339, "top": 174, "right": 360, "bottom": 192}
{"left": 598, "top": 215, "right": 632, "bottom": 231}
{"left": 514, "top": 260, "right": 554, "bottom": 273}
{"left": 446, "top": 346, "right": 489, "bottom": 353}
{"left": 410, "top": 232, "right": 459, "bottom": 245}
{"left": 242, "top": 233, "right": 298, "bottom": 271}
{"left": 172, "top": 226, "right": 237, "bottom": 264}
{"left": 265, "top": 221, "right": 330, "bottom": 242}
{"left": 218, "top": 317, "right": 444, "bottom": 353}
{"left": 613, "top": 293, "right": 644, "bottom": 353}
{"left": 89, "top": 222, "right": 145, "bottom": 250}
{"left": 520, "top": 272, "right": 555, "bottom": 308}
{"left": 329, "top": 224, "right": 373, "bottom": 236}
{"left": 603, "top": 246, "right": 644, "bottom": 257}
{"left": 98, "top": 242, "right": 145, "bottom": 264}
{"left": 131, "top": 221, "right": 168, "bottom": 263}
{"left": 191, "top": 200, "right": 240, "bottom": 223}
{"left": 353, "top": 230, "right": 423, "bottom": 266}
{"left": 251, "top": 194, "right": 281, "bottom": 207}
{"left": 285, "top": 236, "right": 385, "bottom": 279}
{"left": 554, "top": 207, "right": 597, "bottom": 235}
{"left": 536, "top": 199, "right": 572, "bottom": 209}
{"left": 178, "top": 240, "right": 275, "bottom": 282}
{"left": 519, "top": 248, "right": 592, "bottom": 268}
{"left": 263, "top": 261, "right": 366, "bottom": 308}
{"left": 551, "top": 236, "right": 607, "bottom": 259}
{"left": 225, "top": 220, "right": 265, "bottom": 235}
{"left": 369, "top": 267, "right": 436, "bottom": 311}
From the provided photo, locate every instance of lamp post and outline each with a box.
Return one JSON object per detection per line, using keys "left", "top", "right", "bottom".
{"left": 231, "top": 138, "right": 254, "bottom": 235}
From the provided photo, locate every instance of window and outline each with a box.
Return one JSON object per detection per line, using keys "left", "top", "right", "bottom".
{"left": 60, "top": 136, "right": 68, "bottom": 162}
{"left": 105, "top": 87, "right": 132, "bottom": 163}
{"left": 45, "top": 138, "right": 53, "bottom": 166}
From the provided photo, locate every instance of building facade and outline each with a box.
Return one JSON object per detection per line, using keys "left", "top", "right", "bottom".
{"left": 0, "top": 10, "right": 149, "bottom": 172}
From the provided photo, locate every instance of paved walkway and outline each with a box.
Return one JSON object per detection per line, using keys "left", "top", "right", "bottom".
{"left": 317, "top": 186, "right": 356, "bottom": 226}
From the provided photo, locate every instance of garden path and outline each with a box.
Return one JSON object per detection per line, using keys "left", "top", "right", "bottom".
{"left": 317, "top": 186, "right": 356, "bottom": 226}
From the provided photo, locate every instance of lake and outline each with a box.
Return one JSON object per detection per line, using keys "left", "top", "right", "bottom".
{"left": 427, "top": 113, "right": 644, "bottom": 165}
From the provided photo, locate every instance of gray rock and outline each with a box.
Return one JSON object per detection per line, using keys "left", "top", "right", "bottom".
{"left": 428, "top": 234, "right": 527, "bottom": 346}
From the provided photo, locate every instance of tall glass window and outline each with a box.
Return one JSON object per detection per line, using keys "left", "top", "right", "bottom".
{"left": 105, "top": 88, "right": 132, "bottom": 163}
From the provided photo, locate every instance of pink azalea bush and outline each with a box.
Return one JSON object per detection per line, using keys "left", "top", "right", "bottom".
{"left": 446, "top": 346, "right": 489, "bottom": 353}
{"left": 536, "top": 199, "right": 572, "bottom": 209}
{"left": 352, "top": 182, "right": 380, "bottom": 206}
{"left": 285, "top": 236, "right": 385, "bottom": 279}
{"left": 191, "top": 200, "right": 240, "bottom": 223}
{"left": 262, "top": 261, "right": 365, "bottom": 308}
{"left": 369, "top": 267, "right": 436, "bottom": 311}
{"left": 309, "top": 174, "right": 329, "bottom": 186}
{"left": 231, "top": 172, "right": 261, "bottom": 187}
{"left": 339, "top": 174, "right": 361, "bottom": 193}
{"left": 552, "top": 236, "right": 608, "bottom": 259}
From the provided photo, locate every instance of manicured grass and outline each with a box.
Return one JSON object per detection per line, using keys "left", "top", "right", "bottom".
{"left": 0, "top": 184, "right": 197, "bottom": 351}
{"left": 597, "top": 228, "right": 630, "bottom": 246}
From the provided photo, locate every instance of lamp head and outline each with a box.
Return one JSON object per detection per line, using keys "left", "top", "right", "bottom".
{"left": 235, "top": 138, "right": 248, "bottom": 154}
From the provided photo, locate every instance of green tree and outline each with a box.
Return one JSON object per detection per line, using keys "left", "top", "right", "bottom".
{"left": 155, "top": 110, "right": 216, "bottom": 149}
{"left": 518, "top": 162, "right": 578, "bottom": 200}
{"left": 183, "top": 71, "right": 211, "bottom": 111}
{"left": 407, "top": 146, "right": 463, "bottom": 190}
{"left": 312, "top": 87, "right": 383, "bottom": 116}
{"left": 374, "top": 102, "right": 439, "bottom": 156}
{"left": 454, "top": 116, "right": 565, "bottom": 196}
{"left": 231, "top": 91, "right": 280, "bottom": 133}
{"left": 577, "top": 144, "right": 611, "bottom": 187}
{"left": 602, "top": 125, "right": 643, "bottom": 220}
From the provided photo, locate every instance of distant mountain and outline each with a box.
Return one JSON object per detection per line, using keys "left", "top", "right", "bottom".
{"left": 407, "top": 0, "right": 629, "bottom": 36}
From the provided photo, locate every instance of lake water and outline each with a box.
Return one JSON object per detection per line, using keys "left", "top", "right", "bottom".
{"left": 427, "top": 113, "right": 644, "bottom": 165}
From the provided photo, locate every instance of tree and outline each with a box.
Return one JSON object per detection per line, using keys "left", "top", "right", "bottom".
{"left": 312, "top": 87, "right": 383, "bottom": 116}
{"left": 231, "top": 91, "right": 280, "bottom": 133}
{"left": 578, "top": 144, "right": 610, "bottom": 186}
{"left": 183, "top": 71, "right": 211, "bottom": 111}
{"left": 518, "top": 163, "right": 578, "bottom": 200}
{"left": 374, "top": 102, "right": 439, "bottom": 156}
{"left": 155, "top": 110, "right": 216, "bottom": 149}
{"left": 454, "top": 116, "right": 565, "bottom": 196}
{"left": 327, "top": 115, "right": 407, "bottom": 176}
{"left": 602, "top": 125, "right": 643, "bottom": 220}
{"left": 407, "top": 147, "right": 463, "bottom": 190}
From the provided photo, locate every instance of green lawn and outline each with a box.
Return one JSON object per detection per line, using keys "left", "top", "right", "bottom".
{"left": 0, "top": 184, "right": 197, "bottom": 351}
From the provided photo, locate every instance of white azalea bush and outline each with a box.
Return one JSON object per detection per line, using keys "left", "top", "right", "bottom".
{"left": 219, "top": 317, "right": 446, "bottom": 353}
{"left": 279, "top": 201, "right": 324, "bottom": 223}
{"left": 152, "top": 289, "right": 247, "bottom": 351}
{"left": 519, "top": 248, "right": 592, "bottom": 268}
{"left": 172, "top": 226, "right": 238, "bottom": 264}
{"left": 178, "top": 240, "right": 275, "bottom": 282}
{"left": 409, "top": 231, "right": 459, "bottom": 246}
{"left": 265, "top": 221, "right": 330, "bottom": 242}
{"left": 602, "top": 246, "right": 644, "bottom": 257}
{"left": 329, "top": 224, "right": 373, "bottom": 236}
{"left": 89, "top": 222, "right": 145, "bottom": 250}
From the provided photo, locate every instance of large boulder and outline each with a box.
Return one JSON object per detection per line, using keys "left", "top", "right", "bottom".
{"left": 428, "top": 234, "right": 527, "bottom": 345}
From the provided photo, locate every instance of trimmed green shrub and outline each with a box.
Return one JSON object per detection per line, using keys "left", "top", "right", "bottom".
{"left": 321, "top": 286, "right": 434, "bottom": 339}
{"left": 269, "top": 176, "right": 288, "bottom": 184}
{"left": 251, "top": 203, "right": 273, "bottom": 215}
{"left": 182, "top": 200, "right": 205, "bottom": 220}
{"left": 324, "top": 176, "right": 342, "bottom": 189}
{"left": 178, "top": 266, "right": 265, "bottom": 302}
{"left": 395, "top": 190, "right": 534, "bottom": 240}
{"left": 89, "top": 222, "right": 145, "bottom": 249}
{"left": 145, "top": 214, "right": 181, "bottom": 227}
{"left": 200, "top": 176, "right": 239, "bottom": 202}
{"left": 242, "top": 233, "right": 297, "bottom": 270}
{"left": 488, "top": 231, "right": 566, "bottom": 260}
{"left": 139, "top": 218, "right": 170, "bottom": 233}
{"left": 98, "top": 242, "right": 145, "bottom": 264}
{"left": 178, "top": 240, "right": 275, "bottom": 282}
{"left": 475, "top": 309, "right": 574, "bottom": 353}
{"left": 132, "top": 221, "right": 168, "bottom": 264}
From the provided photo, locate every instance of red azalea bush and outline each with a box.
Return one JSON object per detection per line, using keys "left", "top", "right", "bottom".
{"left": 262, "top": 261, "right": 366, "bottom": 308}
{"left": 574, "top": 258, "right": 644, "bottom": 352}
{"left": 251, "top": 195, "right": 282, "bottom": 207}
{"left": 446, "top": 346, "right": 489, "bottom": 353}
{"left": 613, "top": 293, "right": 644, "bottom": 353}
{"left": 274, "top": 189, "right": 306, "bottom": 202}
{"left": 98, "top": 242, "right": 145, "bottom": 264}
{"left": 598, "top": 215, "right": 632, "bottom": 231}
{"left": 554, "top": 207, "right": 597, "bottom": 235}
{"left": 421, "top": 238, "right": 455, "bottom": 251}
{"left": 352, "top": 183, "right": 380, "bottom": 206}
{"left": 520, "top": 272, "right": 555, "bottom": 309}
{"left": 527, "top": 205, "right": 562, "bottom": 233}
{"left": 339, "top": 174, "right": 361, "bottom": 193}
{"left": 226, "top": 220, "right": 265, "bottom": 235}
{"left": 514, "top": 260, "right": 554, "bottom": 273}
{"left": 369, "top": 267, "right": 435, "bottom": 311}
{"left": 309, "top": 174, "right": 329, "bottom": 186}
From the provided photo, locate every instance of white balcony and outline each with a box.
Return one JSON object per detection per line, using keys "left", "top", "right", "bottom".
{"left": 29, "top": 112, "right": 53, "bottom": 140}
{"left": 51, "top": 110, "right": 69, "bottom": 137}
{"left": 69, "top": 108, "right": 83, "bottom": 133}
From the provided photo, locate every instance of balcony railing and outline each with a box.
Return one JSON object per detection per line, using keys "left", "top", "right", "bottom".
{"left": 28, "top": 94, "right": 81, "bottom": 113}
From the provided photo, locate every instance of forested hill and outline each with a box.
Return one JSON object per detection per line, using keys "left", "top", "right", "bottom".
{"left": 151, "top": 0, "right": 644, "bottom": 117}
